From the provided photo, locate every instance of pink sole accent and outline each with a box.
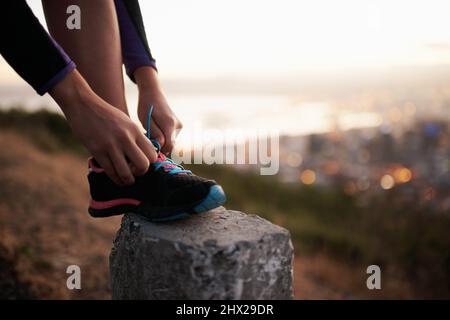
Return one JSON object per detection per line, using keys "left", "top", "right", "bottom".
{"left": 88, "top": 158, "right": 105, "bottom": 173}
{"left": 89, "top": 198, "right": 141, "bottom": 210}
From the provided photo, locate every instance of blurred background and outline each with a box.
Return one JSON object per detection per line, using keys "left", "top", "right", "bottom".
{"left": 1, "top": 0, "right": 450, "bottom": 299}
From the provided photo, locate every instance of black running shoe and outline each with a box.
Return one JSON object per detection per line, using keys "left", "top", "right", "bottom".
{"left": 87, "top": 106, "right": 226, "bottom": 221}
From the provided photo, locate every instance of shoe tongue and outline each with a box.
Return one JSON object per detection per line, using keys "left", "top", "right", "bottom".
{"left": 151, "top": 138, "right": 176, "bottom": 169}
{"left": 156, "top": 151, "right": 178, "bottom": 170}
{"left": 156, "top": 152, "right": 167, "bottom": 162}
{"left": 151, "top": 139, "right": 188, "bottom": 174}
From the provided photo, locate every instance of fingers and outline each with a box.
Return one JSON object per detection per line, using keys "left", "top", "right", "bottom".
{"left": 149, "top": 117, "right": 165, "bottom": 147}
{"left": 174, "top": 123, "right": 183, "bottom": 139}
{"left": 109, "top": 148, "right": 135, "bottom": 185}
{"left": 136, "top": 134, "right": 158, "bottom": 163}
{"left": 159, "top": 119, "right": 181, "bottom": 155}
{"left": 95, "top": 155, "right": 122, "bottom": 185}
{"left": 154, "top": 113, "right": 181, "bottom": 155}
{"left": 96, "top": 138, "right": 156, "bottom": 185}
{"left": 138, "top": 100, "right": 183, "bottom": 155}
{"left": 125, "top": 141, "right": 150, "bottom": 176}
{"left": 161, "top": 132, "right": 175, "bottom": 155}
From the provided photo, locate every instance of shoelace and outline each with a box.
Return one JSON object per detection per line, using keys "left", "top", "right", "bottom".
{"left": 146, "top": 105, "right": 191, "bottom": 175}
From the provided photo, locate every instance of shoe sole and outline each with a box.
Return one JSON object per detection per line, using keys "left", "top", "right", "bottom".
{"left": 88, "top": 185, "right": 226, "bottom": 222}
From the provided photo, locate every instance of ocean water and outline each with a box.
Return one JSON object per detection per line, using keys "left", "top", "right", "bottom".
{"left": 0, "top": 84, "right": 382, "bottom": 145}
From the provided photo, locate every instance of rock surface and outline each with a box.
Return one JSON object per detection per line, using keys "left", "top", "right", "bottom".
{"left": 110, "top": 207, "right": 294, "bottom": 299}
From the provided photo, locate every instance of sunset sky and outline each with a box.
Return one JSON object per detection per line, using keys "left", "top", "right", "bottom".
{"left": 1, "top": 0, "right": 450, "bottom": 84}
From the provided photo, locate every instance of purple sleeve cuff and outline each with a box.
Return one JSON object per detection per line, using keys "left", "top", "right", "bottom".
{"left": 37, "top": 36, "right": 76, "bottom": 96}
{"left": 36, "top": 60, "right": 76, "bottom": 96}
{"left": 115, "top": 0, "right": 157, "bottom": 82}
{"left": 124, "top": 55, "right": 157, "bottom": 80}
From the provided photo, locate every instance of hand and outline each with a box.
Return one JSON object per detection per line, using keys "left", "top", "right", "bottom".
{"left": 135, "top": 67, "right": 183, "bottom": 155}
{"left": 50, "top": 69, "right": 157, "bottom": 186}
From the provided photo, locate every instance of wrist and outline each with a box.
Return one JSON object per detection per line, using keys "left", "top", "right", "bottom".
{"left": 49, "top": 69, "right": 95, "bottom": 117}
{"left": 134, "top": 66, "right": 161, "bottom": 93}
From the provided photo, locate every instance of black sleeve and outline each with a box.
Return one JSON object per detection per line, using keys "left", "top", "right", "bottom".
{"left": 0, "top": 0, "right": 75, "bottom": 95}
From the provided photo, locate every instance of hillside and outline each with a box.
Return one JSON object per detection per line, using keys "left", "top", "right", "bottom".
{"left": 1, "top": 109, "right": 450, "bottom": 299}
